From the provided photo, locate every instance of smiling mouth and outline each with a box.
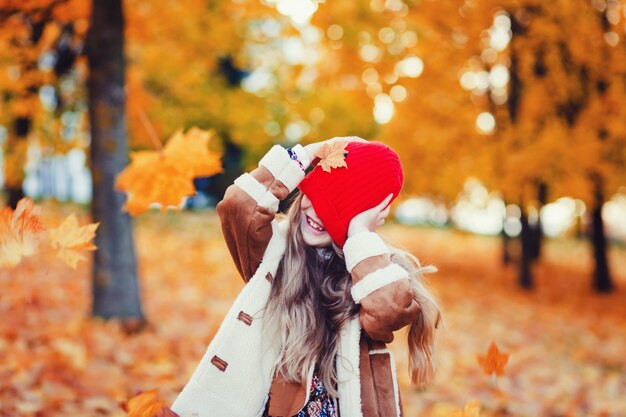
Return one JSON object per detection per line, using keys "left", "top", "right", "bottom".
{"left": 306, "top": 215, "right": 326, "bottom": 232}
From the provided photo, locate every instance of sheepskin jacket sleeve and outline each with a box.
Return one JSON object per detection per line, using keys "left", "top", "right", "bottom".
{"left": 343, "top": 232, "right": 421, "bottom": 343}
{"left": 216, "top": 145, "right": 305, "bottom": 282}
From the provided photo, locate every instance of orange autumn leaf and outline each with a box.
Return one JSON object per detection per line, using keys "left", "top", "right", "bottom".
{"left": 124, "top": 389, "right": 175, "bottom": 417}
{"left": 477, "top": 341, "right": 509, "bottom": 376}
{"left": 116, "top": 152, "right": 196, "bottom": 216}
{"left": 124, "top": 389, "right": 161, "bottom": 416}
{"left": 315, "top": 141, "right": 349, "bottom": 173}
{"left": 0, "top": 198, "right": 46, "bottom": 268}
{"left": 48, "top": 214, "right": 99, "bottom": 269}
{"left": 164, "top": 127, "right": 223, "bottom": 178}
{"left": 449, "top": 400, "right": 481, "bottom": 417}
{"left": 115, "top": 127, "right": 222, "bottom": 215}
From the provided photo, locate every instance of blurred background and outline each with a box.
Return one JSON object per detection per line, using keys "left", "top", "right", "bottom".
{"left": 1, "top": 0, "right": 625, "bottom": 416}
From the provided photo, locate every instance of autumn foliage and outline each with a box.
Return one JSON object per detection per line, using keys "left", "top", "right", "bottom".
{"left": 0, "top": 198, "right": 97, "bottom": 269}
{"left": 114, "top": 127, "right": 222, "bottom": 215}
{"left": 476, "top": 342, "right": 509, "bottom": 377}
{"left": 1, "top": 0, "right": 626, "bottom": 416}
{"left": 1, "top": 207, "right": 625, "bottom": 416}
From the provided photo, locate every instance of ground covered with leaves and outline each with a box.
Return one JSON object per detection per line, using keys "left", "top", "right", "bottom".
{"left": 1, "top": 207, "right": 625, "bottom": 416}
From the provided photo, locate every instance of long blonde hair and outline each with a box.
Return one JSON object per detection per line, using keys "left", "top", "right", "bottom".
{"left": 264, "top": 192, "right": 441, "bottom": 397}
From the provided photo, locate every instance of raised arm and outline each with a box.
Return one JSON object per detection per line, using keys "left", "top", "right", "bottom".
{"left": 343, "top": 195, "right": 421, "bottom": 343}
{"left": 216, "top": 145, "right": 310, "bottom": 282}
{"left": 343, "top": 232, "right": 420, "bottom": 343}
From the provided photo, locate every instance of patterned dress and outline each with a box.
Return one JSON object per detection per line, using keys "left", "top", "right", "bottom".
{"left": 296, "top": 373, "right": 337, "bottom": 417}
{"left": 263, "top": 373, "right": 337, "bottom": 417}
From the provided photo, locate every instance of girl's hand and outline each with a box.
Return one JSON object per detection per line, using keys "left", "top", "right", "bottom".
{"left": 347, "top": 193, "right": 393, "bottom": 238}
{"left": 303, "top": 136, "right": 367, "bottom": 162}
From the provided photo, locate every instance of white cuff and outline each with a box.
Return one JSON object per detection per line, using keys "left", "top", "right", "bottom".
{"left": 291, "top": 144, "right": 311, "bottom": 170}
{"left": 258, "top": 191, "right": 280, "bottom": 212}
{"left": 259, "top": 145, "right": 306, "bottom": 193}
{"left": 276, "top": 161, "right": 305, "bottom": 192}
{"left": 350, "top": 264, "right": 408, "bottom": 304}
{"left": 234, "top": 173, "right": 266, "bottom": 203}
{"left": 343, "top": 232, "right": 390, "bottom": 273}
{"left": 259, "top": 145, "right": 292, "bottom": 179}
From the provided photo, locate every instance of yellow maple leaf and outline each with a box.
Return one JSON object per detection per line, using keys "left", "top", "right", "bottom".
{"left": 0, "top": 198, "right": 46, "bottom": 268}
{"left": 48, "top": 214, "right": 99, "bottom": 269}
{"left": 115, "top": 128, "right": 222, "bottom": 215}
{"left": 124, "top": 389, "right": 164, "bottom": 417}
{"left": 476, "top": 341, "right": 509, "bottom": 376}
{"left": 315, "top": 141, "right": 349, "bottom": 172}
{"left": 164, "top": 127, "right": 223, "bottom": 178}
{"left": 123, "top": 388, "right": 178, "bottom": 417}
{"left": 449, "top": 401, "right": 481, "bottom": 417}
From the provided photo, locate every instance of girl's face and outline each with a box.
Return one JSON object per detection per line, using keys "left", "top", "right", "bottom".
{"left": 299, "top": 194, "right": 333, "bottom": 248}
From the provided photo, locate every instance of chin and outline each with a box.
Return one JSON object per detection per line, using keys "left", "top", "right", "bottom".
{"left": 303, "top": 235, "right": 331, "bottom": 248}
{"left": 300, "top": 219, "right": 332, "bottom": 248}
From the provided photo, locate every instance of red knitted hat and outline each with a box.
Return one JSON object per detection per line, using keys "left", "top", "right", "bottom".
{"left": 298, "top": 141, "right": 404, "bottom": 248}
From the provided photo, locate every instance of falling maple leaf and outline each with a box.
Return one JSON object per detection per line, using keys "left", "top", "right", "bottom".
{"left": 48, "top": 214, "right": 99, "bottom": 269}
{"left": 123, "top": 389, "right": 178, "bottom": 417}
{"left": 449, "top": 400, "right": 481, "bottom": 417}
{"left": 315, "top": 140, "right": 349, "bottom": 172}
{"left": 164, "top": 127, "right": 223, "bottom": 178}
{"left": 116, "top": 152, "right": 196, "bottom": 216}
{"left": 0, "top": 198, "right": 46, "bottom": 268}
{"left": 115, "top": 127, "right": 222, "bottom": 215}
{"left": 477, "top": 341, "right": 509, "bottom": 376}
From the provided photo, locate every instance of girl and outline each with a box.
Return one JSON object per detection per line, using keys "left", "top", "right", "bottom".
{"left": 171, "top": 137, "right": 441, "bottom": 417}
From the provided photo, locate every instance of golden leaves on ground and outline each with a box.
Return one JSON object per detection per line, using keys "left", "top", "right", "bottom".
{"left": 476, "top": 342, "right": 509, "bottom": 377}
{"left": 315, "top": 141, "right": 349, "bottom": 172}
{"left": 0, "top": 198, "right": 46, "bottom": 267}
{"left": 0, "top": 198, "right": 98, "bottom": 269}
{"left": 124, "top": 389, "right": 177, "bottom": 417}
{"left": 48, "top": 214, "right": 99, "bottom": 269}
{"left": 115, "top": 127, "right": 222, "bottom": 215}
{"left": 3, "top": 214, "right": 626, "bottom": 416}
{"left": 449, "top": 401, "right": 481, "bottom": 417}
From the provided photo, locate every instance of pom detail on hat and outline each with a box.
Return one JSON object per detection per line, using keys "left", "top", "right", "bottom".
{"left": 299, "top": 141, "right": 403, "bottom": 248}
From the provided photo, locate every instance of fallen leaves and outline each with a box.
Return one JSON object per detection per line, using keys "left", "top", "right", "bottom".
{"left": 449, "top": 401, "right": 481, "bottom": 417}
{"left": 476, "top": 342, "right": 509, "bottom": 377}
{"left": 2, "top": 212, "right": 626, "bottom": 417}
{"left": 315, "top": 140, "right": 349, "bottom": 172}
{"left": 115, "top": 127, "right": 222, "bottom": 215}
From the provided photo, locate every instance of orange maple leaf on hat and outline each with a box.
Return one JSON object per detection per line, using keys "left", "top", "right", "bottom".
{"left": 0, "top": 198, "right": 46, "bottom": 268}
{"left": 115, "top": 127, "right": 222, "bottom": 215}
{"left": 123, "top": 388, "right": 178, "bottom": 417}
{"left": 48, "top": 214, "right": 99, "bottom": 269}
{"left": 315, "top": 141, "right": 349, "bottom": 172}
{"left": 476, "top": 341, "right": 509, "bottom": 376}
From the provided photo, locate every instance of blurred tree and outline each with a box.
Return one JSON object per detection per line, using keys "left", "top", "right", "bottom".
{"left": 0, "top": 2, "right": 49, "bottom": 208}
{"left": 87, "top": 0, "right": 144, "bottom": 322}
{"left": 463, "top": 0, "right": 626, "bottom": 292}
{"left": 0, "top": 1, "right": 89, "bottom": 206}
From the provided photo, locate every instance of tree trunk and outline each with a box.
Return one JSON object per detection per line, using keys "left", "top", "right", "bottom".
{"left": 591, "top": 180, "right": 613, "bottom": 293}
{"left": 87, "top": 0, "right": 144, "bottom": 321}
{"left": 502, "top": 227, "right": 512, "bottom": 265}
{"left": 8, "top": 186, "right": 25, "bottom": 209}
{"left": 519, "top": 205, "right": 534, "bottom": 289}
{"left": 530, "top": 182, "right": 547, "bottom": 260}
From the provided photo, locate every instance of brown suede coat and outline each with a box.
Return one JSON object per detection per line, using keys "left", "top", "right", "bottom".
{"left": 215, "top": 165, "right": 420, "bottom": 417}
